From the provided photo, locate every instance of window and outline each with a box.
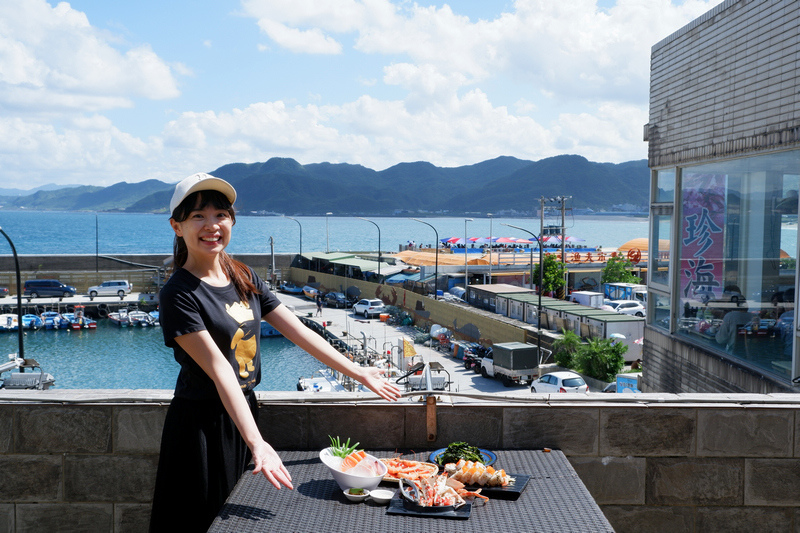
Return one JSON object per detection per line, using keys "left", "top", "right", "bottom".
{"left": 675, "top": 151, "right": 799, "bottom": 378}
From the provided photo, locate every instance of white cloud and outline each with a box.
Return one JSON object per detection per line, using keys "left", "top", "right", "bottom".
{"left": 0, "top": 0, "right": 180, "bottom": 115}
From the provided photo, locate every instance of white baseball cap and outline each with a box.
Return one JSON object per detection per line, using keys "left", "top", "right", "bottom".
{"left": 169, "top": 173, "right": 237, "bottom": 215}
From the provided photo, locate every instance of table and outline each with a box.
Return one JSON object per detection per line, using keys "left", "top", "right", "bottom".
{"left": 209, "top": 449, "right": 615, "bottom": 533}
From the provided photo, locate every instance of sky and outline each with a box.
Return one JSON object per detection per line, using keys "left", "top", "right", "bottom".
{"left": 0, "top": 0, "right": 718, "bottom": 189}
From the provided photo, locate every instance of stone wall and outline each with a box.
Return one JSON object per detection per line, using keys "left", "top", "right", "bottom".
{"left": 647, "top": 0, "right": 800, "bottom": 168}
{"left": 1, "top": 392, "right": 800, "bottom": 532}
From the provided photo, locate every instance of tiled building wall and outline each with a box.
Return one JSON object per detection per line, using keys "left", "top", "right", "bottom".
{"left": 647, "top": 0, "right": 800, "bottom": 168}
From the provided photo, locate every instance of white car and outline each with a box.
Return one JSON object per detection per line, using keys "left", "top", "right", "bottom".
{"left": 87, "top": 279, "right": 132, "bottom": 298}
{"left": 609, "top": 299, "right": 646, "bottom": 317}
{"left": 352, "top": 298, "right": 385, "bottom": 318}
{"left": 530, "top": 371, "right": 589, "bottom": 393}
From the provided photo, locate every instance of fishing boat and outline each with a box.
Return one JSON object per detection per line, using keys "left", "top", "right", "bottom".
{"left": 128, "top": 309, "right": 155, "bottom": 327}
{"left": 108, "top": 308, "right": 130, "bottom": 327}
{"left": 278, "top": 281, "right": 303, "bottom": 294}
{"left": 41, "top": 311, "right": 69, "bottom": 330}
{"left": 260, "top": 320, "right": 283, "bottom": 337}
{"left": 68, "top": 305, "right": 96, "bottom": 329}
{"left": 0, "top": 314, "right": 18, "bottom": 332}
{"left": 22, "top": 314, "right": 43, "bottom": 330}
{"left": 302, "top": 285, "right": 319, "bottom": 300}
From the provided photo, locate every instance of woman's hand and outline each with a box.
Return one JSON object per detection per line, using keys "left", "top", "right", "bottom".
{"left": 251, "top": 440, "right": 294, "bottom": 490}
{"left": 357, "top": 366, "right": 402, "bottom": 401}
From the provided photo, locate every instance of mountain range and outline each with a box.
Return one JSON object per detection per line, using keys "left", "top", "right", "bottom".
{"left": 0, "top": 155, "right": 649, "bottom": 216}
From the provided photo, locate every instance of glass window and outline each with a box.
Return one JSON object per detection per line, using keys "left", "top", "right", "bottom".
{"left": 651, "top": 212, "right": 671, "bottom": 287}
{"left": 655, "top": 169, "right": 676, "bottom": 203}
{"left": 652, "top": 291, "right": 671, "bottom": 331}
{"left": 676, "top": 151, "right": 798, "bottom": 378}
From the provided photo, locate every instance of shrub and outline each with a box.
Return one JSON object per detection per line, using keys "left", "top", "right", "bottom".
{"left": 553, "top": 329, "right": 581, "bottom": 368}
{"left": 573, "top": 338, "right": 627, "bottom": 382}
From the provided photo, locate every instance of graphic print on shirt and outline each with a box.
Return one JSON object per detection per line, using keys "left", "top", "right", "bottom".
{"left": 225, "top": 301, "right": 257, "bottom": 382}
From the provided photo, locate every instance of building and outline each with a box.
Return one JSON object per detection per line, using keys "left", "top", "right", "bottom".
{"left": 644, "top": 0, "right": 800, "bottom": 393}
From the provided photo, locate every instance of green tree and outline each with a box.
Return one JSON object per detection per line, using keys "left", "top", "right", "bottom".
{"left": 601, "top": 254, "right": 641, "bottom": 285}
{"left": 553, "top": 329, "right": 582, "bottom": 368}
{"left": 533, "top": 253, "right": 567, "bottom": 294}
{"left": 573, "top": 338, "right": 626, "bottom": 382}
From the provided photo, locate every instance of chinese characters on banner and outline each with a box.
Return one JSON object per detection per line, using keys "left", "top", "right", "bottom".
{"left": 681, "top": 174, "right": 726, "bottom": 301}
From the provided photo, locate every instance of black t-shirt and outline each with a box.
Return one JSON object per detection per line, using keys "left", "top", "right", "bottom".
{"left": 160, "top": 267, "right": 281, "bottom": 400}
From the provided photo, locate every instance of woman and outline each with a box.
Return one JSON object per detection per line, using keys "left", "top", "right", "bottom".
{"left": 149, "top": 173, "right": 400, "bottom": 532}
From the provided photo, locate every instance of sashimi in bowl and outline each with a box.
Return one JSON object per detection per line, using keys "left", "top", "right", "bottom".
{"left": 319, "top": 447, "right": 387, "bottom": 491}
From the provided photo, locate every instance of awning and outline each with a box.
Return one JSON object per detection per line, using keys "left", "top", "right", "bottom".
{"left": 300, "top": 252, "right": 355, "bottom": 261}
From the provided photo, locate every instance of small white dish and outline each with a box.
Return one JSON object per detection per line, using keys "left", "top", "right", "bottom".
{"left": 369, "top": 489, "right": 395, "bottom": 505}
{"left": 343, "top": 488, "right": 370, "bottom": 502}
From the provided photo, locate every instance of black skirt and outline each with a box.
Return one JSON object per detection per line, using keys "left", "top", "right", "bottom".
{"left": 149, "top": 392, "right": 257, "bottom": 532}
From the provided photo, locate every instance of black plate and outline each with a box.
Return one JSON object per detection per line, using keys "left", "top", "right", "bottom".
{"left": 462, "top": 473, "right": 530, "bottom": 500}
{"left": 386, "top": 493, "right": 471, "bottom": 520}
{"left": 429, "top": 448, "right": 497, "bottom": 467}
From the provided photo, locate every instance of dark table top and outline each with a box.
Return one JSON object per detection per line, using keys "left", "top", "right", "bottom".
{"left": 209, "top": 449, "right": 615, "bottom": 533}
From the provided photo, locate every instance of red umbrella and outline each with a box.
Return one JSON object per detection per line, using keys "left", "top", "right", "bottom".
{"left": 514, "top": 238, "right": 534, "bottom": 244}
{"left": 495, "top": 237, "right": 517, "bottom": 243}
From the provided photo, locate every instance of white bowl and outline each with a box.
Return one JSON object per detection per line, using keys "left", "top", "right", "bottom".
{"left": 369, "top": 489, "right": 395, "bottom": 505}
{"left": 319, "top": 447, "right": 387, "bottom": 491}
{"left": 343, "top": 488, "right": 370, "bottom": 502}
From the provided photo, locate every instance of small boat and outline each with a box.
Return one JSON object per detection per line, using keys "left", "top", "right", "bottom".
{"left": 128, "top": 310, "right": 155, "bottom": 327}
{"left": 108, "top": 308, "right": 130, "bottom": 327}
{"left": 296, "top": 368, "right": 348, "bottom": 393}
{"left": 260, "top": 320, "right": 283, "bottom": 337}
{"left": 279, "top": 281, "right": 303, "bottom": 294}
{"left": 149, "top": 310, "right": 159, "bottom": 326}
{"left": 22, "top": 314, "right": 43, "bottom": 330}
{"left": 41, "top": 311, "right": 69, "bottom": 330}
{"left": 0, "top": 314, "right": 18, "bottom": 332}
{"left": 302, "top": 285, "right": 319, "bottom": 300}
{"left": 69, "top": 305, "right": 96, "bottom": 329}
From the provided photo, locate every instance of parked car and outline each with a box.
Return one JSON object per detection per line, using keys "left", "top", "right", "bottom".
{"left": 323, "top": 291, "right": 348, "bottom": 308}
{"left": 352, "top": 298, "right": 385, "bottom": 318}
{"left": 0, "top": 286, "right": 7, "bottom": 298}
{"left": 602, "top": 382, "right": 617, "bottom": 393}
{"left": 609, "top": 299, "right": 646, "bottom": 317}
{"left": 87, "top": 280, "right": 133, "bottom": 298}
{"left": 23, "top": 279, "right": 77, "bottom": 298}
{"left": 530, "top": 371, "right": 589, "bottom": 393}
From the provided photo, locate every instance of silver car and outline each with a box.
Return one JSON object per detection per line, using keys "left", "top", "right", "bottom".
{"left": 352, "top": 298, "right": 385, "bottom": 318}
{"left": 87, "top": 280, "right": 132, "bottom": 298}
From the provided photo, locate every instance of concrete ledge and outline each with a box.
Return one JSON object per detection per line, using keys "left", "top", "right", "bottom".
{"left": 0, "top": 391, "right": 798, "bottom": 532}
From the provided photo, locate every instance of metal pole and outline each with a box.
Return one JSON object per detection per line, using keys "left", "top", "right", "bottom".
{"left": 0, "top": 227, "right": 24, "bottom": 360}
{"left": 283, "top": 216, "right": 302, "bottom": 257}
{"left": 411, "top": 218, "right": 439, "bottom": 298}
{"left": 356, "top": 217, "right": 381, "bottom": 277}
{"left": 95, "top": 213, "right": 99, "bottom": 273}
{"left": 464, "top": 218, "right": 473, "bottom": 292}
{"left": 325, "top": 212, "right": 333, "bottom": 253}
{"left": 487, "top": 213, "right": 493, "bottom": 285}
{"left": 502, "top": 222, "right": 541, "bottom": 362}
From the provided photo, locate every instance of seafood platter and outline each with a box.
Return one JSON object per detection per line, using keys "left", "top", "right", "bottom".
{"left": 321, "top": 437, "right": 530, "bottom": 520}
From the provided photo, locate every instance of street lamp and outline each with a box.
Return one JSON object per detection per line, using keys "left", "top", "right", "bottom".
{"left": 464, "top": 218, "right": 473, "bottom": 291}
{"left": 487, "top": 213, "right": 493, "bottom": 285}
{"left": 326, "top": 212, "right": 333, "bottom": 253}
{"left": 411, "top": 218, "right": 439, "bottom": 298}
{"left": 503, "top": 222, "right": 543, "bottom": 363}
{"left": 356, "top": 217, "right": 381, "bottom": 277}
{"left": 283, "top": 216, "right": 302, "bottom": 257}
{"left": 0, "top": 227, "right": 24, "bottom": 360}
{"left": 95, "top": 213, "right": 99, "bottom": 273}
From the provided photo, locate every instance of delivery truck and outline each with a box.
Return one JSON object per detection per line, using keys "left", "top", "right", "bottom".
{"left": 480, "top": 342, "right": 545, "bottom": 387}
{"left": 604, "top": 283, "right": 647, "bottom": 304}
{"left": 569, "top": 290, "right": 605, "bottom": 308}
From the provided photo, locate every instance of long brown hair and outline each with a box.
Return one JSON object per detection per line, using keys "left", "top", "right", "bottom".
{"left": 170, "top": 189, "right": 259, "bottom": 300}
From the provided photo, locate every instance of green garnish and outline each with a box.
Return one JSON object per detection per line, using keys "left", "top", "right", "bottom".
{"left": 348, "top": 488, "right": 365, "bottom": 495}
{"left": 328, "top": 435, "right": 361, "bottom": 458}
{"left": 438, "top": 441, "right": 484, "bottom": 465}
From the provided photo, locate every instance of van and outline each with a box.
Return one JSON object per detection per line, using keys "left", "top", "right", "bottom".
{"left": 23, "top": 279, "right": 77, "bottom": 298}
{"left": 87, "top": 280, "right": 132, "bottom": 298}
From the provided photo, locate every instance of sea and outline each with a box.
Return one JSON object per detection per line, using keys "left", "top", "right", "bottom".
{"left": 0, "top": 210, "right": 795, "bottom": 391}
